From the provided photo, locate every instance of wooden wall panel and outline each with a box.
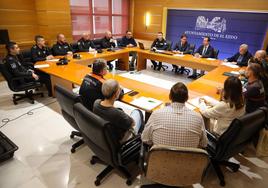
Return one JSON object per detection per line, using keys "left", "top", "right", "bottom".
{"left": 132, "top": 0, "right": 268, "bottom": 45}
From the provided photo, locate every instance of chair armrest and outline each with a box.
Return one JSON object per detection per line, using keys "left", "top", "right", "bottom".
{"left": 11, "top": 75, "right": 33, "bottom": 81}
{"left": 206, "top": 130, "right": 218, "bottom": 142}
{"left": 118, "top": 135, "right": 142, "bottom": 166}
{"left": 139, "top": 142, "right": 150, "bottom": 172}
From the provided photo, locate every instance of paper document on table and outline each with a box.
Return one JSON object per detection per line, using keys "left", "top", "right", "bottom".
{"left": 173, "top": 54, "right": 185, "bottom": 57}
{"left": 130, "top": 97, "right": 163, "bottom": 111}
{"left": 207, "top": 58, "right": 216, "bottom": 60}
{"left": 188, "top": 96, "right": 220, "bottom": 110}
{"left": 230, "top": 71, "right": 240, "bottom": 75}
{"left": 122, "top": 87, "right": 132, "bottom": 94}
{"left": 46, "top": 59, "right": 59, "bottom": 62}
{"left": 34, "top": 64, "right": 50, "bottom": 68}
{"left": 222, "top": 62, "right": 239, "bottom": 68}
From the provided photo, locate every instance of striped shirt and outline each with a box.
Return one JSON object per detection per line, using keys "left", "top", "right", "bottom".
{"left": 142, "top": 102, "right": 208, "bottom": 148}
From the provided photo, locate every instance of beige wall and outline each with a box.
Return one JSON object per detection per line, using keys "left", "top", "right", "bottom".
{"left": 0, "top": 0, "right": 72, "bottom": 58}
{"left": 131, "top": 0, "right": 268, "bottom": 49}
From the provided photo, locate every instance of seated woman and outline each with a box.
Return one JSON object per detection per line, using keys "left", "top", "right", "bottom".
{"left": 200, "top": 76, "right": 245, "bottom": 136}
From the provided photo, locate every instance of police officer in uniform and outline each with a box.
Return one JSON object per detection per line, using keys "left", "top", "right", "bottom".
{"left": 52, "top": 34, "right": 73, "bottom": 56}
{"left": 31, "top": 35, "right": 54, "bottom": 63}
{"left": 4, "top": 41, "right": 52, "bottom": 96}
{"left": 77, "top": 32, "right": 95, "bottom": 52}
{"left": 151, "top": 32, "right": 169, "bottom": 71}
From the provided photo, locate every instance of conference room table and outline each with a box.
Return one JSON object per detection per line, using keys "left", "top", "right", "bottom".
{"left": 35, "top": 47, "right": 242, "bottom": 120}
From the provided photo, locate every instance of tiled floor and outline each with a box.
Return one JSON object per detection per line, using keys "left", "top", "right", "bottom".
{"left": 1, "top": 65, "right": 268, "bottom": 188}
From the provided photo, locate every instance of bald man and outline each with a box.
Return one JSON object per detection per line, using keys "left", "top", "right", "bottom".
{"left": 225, "top": 44, "right": 252, "bottom": 66}
{"left": 77, "top": 33, "right": 95, "bottom": 52}
{"left": 101, "top": 31, "right": 116, "bottom": 49}
{"left": 254, "top": 50, "right": 268, "bottom": 73}
{"left": 100, "top": 31, "right": 116, "bottom": 70}
{"left": 52, "top": 33, "right": 73, "bottom": 56}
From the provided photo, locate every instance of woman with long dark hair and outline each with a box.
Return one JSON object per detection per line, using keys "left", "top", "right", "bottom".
{"left": 201, "top": 76, "right": 245, "bottom": 135}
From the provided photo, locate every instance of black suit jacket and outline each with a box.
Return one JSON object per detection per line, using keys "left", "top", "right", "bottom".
{"left": 195, "top": 45, "right": 214, "bottom": 58}
{"left": 173, "top": 42, "right": 191, "bottom": 54}
{"left": 227, "top": 51, "right": 252, "bottom": 67}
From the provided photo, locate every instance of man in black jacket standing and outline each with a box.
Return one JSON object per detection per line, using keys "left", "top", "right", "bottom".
{"left": 52, "top": 34, "right": 73, "bottom": 56}
{"left": 31, "top": 35, "right": 54, "bottom": 63}
{"left": 188, "top": 36, "right": 215, "bottom": 79}
{"left": 224, "top": 44, "right": 252, "bottom": 67}
{"left": 77, "top": 32, "right": 95, "bottom": 52}
{"left": 151, "top": 32, "right": 169, "bottom": 71}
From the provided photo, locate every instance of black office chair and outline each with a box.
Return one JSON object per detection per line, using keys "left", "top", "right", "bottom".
{"left": 54, "top": 85, "right": 84, "bottom": 153}
{"left": 93, "top": 38, "right": 103, "bottom": 49}
{"left": 0, "top": 62, "right": 44, "bottom": 105}
{"left": 73, "top": 103, "right": 141, "bottom": 186}
{"left": 214, "top": 49, "right": 220, "bottom": 59}
{"left": 71, "top": 42, "right": 79, "bottom": 53}
{"left": 116, "top": 37, "right": 123, "bottom": 47}
{"left": 207, "top": 107, "right": 268, "bottom": 186}
{"left": 21, "top": 50, "right": 34, "bottom": 69}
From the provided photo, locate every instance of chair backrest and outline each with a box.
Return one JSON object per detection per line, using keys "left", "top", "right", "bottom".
{"left": 214, "top": 49, "right": 219, "bottom": 59}
{"left": 166, "top": 40, "right": 173, "bottom": 51}
{"left": 73, "top": 103, "right": 119, "bottom": 166}
{"left": 146, "top": 145, "right": 209, "bottom": 187}
{"left": 71, "top": 42, "right": 79, "bottom": 53}
{"left": 189, "top": 44, "right": 196, "bottom": 55}
{"left": 21, "top": 49, "right": 32, "bottom": 63}
{"left": 0, "top": 61, "right": 17, "bottom": 91}
{"left": 116, "top": 37, "right": 123, "bottom": 47}
{"left": 54, "top": 85, "right": 81, "bottom": 130}
{"left": 93, "top": 38, "right": 102, "bottom": 49}
{"left": 215, "top": 107, "right": 267, "bottom": 160}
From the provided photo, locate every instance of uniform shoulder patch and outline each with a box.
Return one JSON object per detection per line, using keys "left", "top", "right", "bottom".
{"left": 10, "top": 63, "right": 17, "bottom": 69}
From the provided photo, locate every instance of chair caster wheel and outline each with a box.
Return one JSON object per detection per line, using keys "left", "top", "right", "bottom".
{"left": 70, "top": 134, "right": 74, "bottom": 139}
{"left": 31, "top": 100, "right": 35, "bottom": 104}
{"left": 90, "top": 159, "right": 96, "bottom": 165}
{"left": 220, "top": 180, "right": 225, "bottom": 186}
{"left": 95, "top": 179, "right": 100, "bottom": 186}
{"left": 71, "top": 148, "right": 76, "bottom": 153}
{"left": 231, "top": 166, "right": 239, "bottom": 172}
{"left": 126, "top": 179, "right": 132, "bottom": 186}
{"left": 13, "top": 101, "right": 18, "bottom": 105}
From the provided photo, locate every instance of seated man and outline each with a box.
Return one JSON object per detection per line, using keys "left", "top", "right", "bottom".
{"left": 79, "top": 59, "right": 107, "bottom": 111}
{"left": 101, "top": 31, "right": 116, "bottom": 70}
{"left": 93, "top": 79, "right": 144, "bottom": 143}
{"left": 189, "top": 36, "right": 214, "bottom": 79}
{"left": 120, "top": 31, "right": 137, "bottom": 70}
{"left": 4, "top": 41, "right": 52, "bottom": 96}
{"left": 52, "top": 33, "right": 73, "bottom": 56}
{"left": 142, "top": 82, "right": 207, "bottom": 148}
{"left": 151, "top": 32, "right": 169, "bottom": 71}
{"left": 77, "top": 32, "right": 95, "bottom": 52}
{"left": 172, "top": 34, "right": 191, "bottom": 74}
{"left": 31, "top": 35, "right": 54, "bottom": 63}
{"left": 254, "top": 50, "right": 268, "bottom": 73}
{"left": 243, "top": 63, "right": 267, "bottom": 113}
{"left": 224, "top": 44, "right": 252, "bottom": 67}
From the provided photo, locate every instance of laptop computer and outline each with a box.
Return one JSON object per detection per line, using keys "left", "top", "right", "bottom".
{"left": 138, "top": 42, "right": 149, "bottom": 50}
